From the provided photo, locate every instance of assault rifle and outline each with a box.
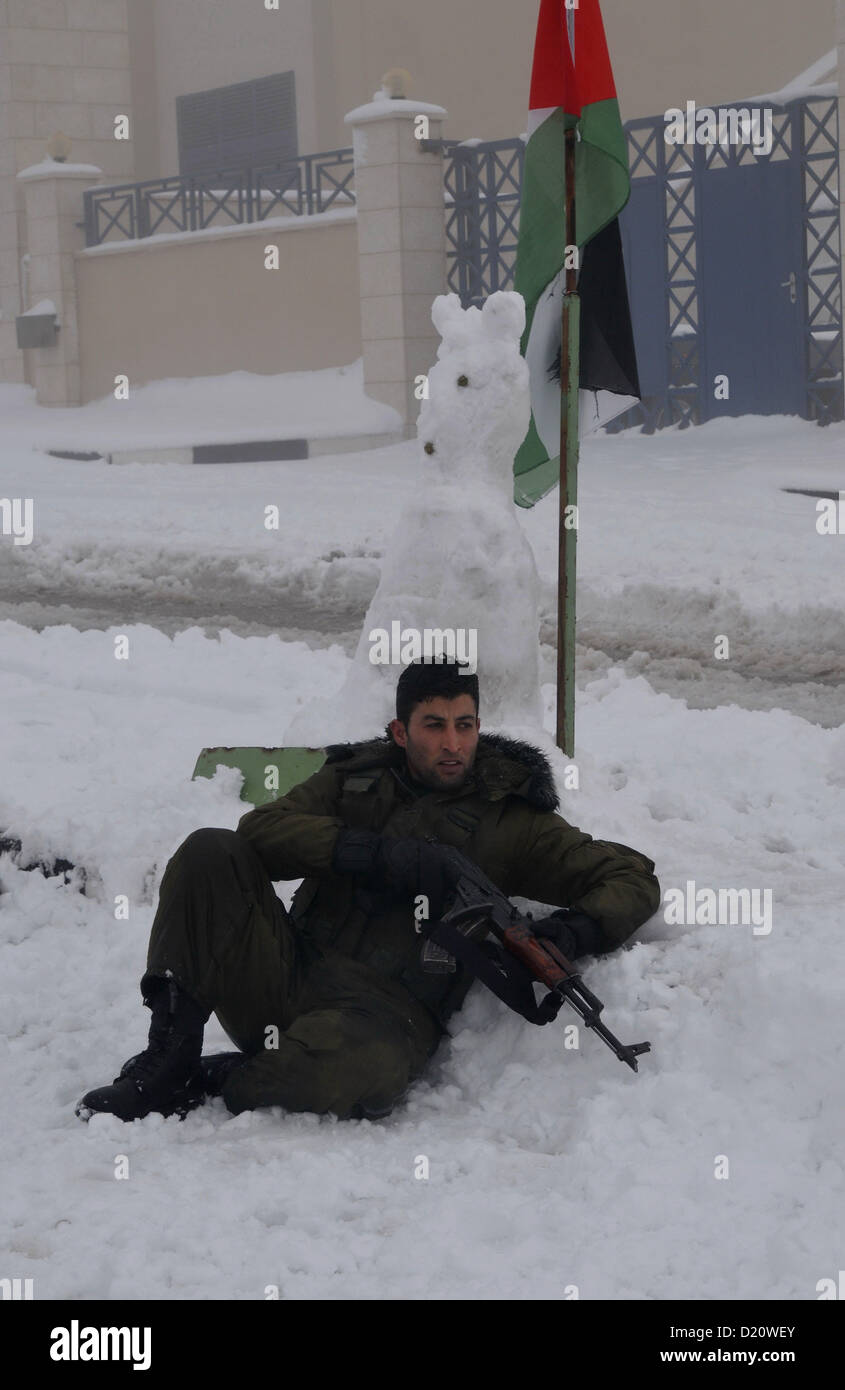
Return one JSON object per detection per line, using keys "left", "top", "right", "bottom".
{"left": 421, "top": 840, "right": 651, "bottom": 1073}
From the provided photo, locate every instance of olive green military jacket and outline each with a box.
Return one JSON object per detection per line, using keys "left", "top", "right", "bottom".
{"left": 237, "top": 732, "right": 660, "bottom": 1027}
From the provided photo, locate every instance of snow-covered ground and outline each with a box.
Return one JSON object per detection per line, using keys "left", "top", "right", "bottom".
{"left": 1, "top": 376, "right": 844, "bottom": 1299}
{"left": 3, "top": 381, "right": 844, "bottom": 720}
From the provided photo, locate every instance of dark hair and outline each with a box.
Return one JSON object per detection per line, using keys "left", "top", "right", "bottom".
{"left": 395, "top": 659, "right": 479, "bottom": 727}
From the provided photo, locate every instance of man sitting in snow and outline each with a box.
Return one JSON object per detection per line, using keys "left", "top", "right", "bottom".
{"left": 77, "top": 660, "right": 660, "bottom": 1123}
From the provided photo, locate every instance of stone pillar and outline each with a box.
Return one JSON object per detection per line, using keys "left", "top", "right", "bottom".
{"left": 838, "top": 0, "right": 845, "bottom": 405}
{"left": 345, "top": 93, "right": 448, "bottom": 434}
{"left": 0, "top": 56, "right": 24, "bottom": 385}
{"left": 16, "top": 159, "right": 102, "bottom": 406}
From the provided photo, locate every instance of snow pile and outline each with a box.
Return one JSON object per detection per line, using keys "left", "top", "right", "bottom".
{"left": 0, "top": 359, "right": 399, "bottom": 455}
{"left": 0, "top": 620, "right": 843, "bottom": 1298}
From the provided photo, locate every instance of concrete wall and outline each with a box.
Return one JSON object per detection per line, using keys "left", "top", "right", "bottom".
{"left": 132, "top": 0, "right": 840, "bottom": 176}
{"left": 127, "top": 0, "right": 157, "bottom": 184}
{"left": 0, "top": 40, "right": 16, "bottom": 380}
{"left": 74, "top": 211, "right": 361, "bottom": 402}
{"left": 0, "top": 0, "right": 134, "bottom": 383}
{"left": 839, "top": 1, "right": 845, "bottom": 341}
{"left": 146, "top": 0, "right": 319, "bottom": 180}
{"left": 321, "top": 0, "right": 837, "bottom": 144}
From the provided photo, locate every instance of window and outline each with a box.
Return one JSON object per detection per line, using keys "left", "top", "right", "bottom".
{"left": 176, "top": 72, "right": 298, "bottom": 176}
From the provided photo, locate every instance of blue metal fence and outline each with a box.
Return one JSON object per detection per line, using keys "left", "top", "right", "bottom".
{"left": 441, "top": 137, "right": 524, "bottom": 305}
{"left": 82, "top": 148, "right": 355, "bottom": 245}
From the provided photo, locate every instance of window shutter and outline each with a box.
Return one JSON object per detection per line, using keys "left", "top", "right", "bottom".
{"left": 176, "top": 89, "right": 219, "bottom": 176}
{"left": 177, "top": 72, "right": 298, "bottom": 176}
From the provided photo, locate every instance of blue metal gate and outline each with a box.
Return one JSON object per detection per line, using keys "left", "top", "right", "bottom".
{"left": 442, "top": 95, "right": 843, "bottom": 429}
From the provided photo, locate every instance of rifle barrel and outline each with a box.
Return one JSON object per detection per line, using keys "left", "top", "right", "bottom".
{"left": 557, "top": 984, "right": 651, "bottom": 1070}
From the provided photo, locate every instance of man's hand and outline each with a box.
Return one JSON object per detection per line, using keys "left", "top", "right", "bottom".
{"left": 332, "top": 830, "right": 462, "bottom": 919}
{"left": 530, "top": 908, "right": 610, "bottom": 960}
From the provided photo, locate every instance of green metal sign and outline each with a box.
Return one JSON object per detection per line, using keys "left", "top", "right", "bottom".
{"left": 191, "top": 746, "right": 327, "bottom": 806}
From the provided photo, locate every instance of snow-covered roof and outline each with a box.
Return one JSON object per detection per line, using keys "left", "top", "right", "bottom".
{"left": 748, "top": 49, "right": 838, "bottom": 104}
{"left": 17, "top": 160, "right": 103, "bottom": 182}
{"left": 344, "top": 97, "right": 447, "bottom": 126}
{"left": 20, "top": 299, "right": 57, "bottom": 317}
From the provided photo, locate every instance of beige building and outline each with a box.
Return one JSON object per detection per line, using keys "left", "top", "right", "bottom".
{"left": 0, "top": 0, "right": 841, "bottom": 406}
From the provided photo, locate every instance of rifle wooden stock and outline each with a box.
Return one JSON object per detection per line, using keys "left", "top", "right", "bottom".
{"left": 500, "top": 918, "right": 579, "bottom": 989}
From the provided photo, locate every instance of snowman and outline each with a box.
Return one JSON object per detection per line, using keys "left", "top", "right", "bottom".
{"left": 286, "top": 289, "right": 543, "bottom": 742}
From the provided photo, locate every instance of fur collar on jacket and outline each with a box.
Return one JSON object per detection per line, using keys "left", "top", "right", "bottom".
{"left": 324, "top": 730, "right": 559, "bottom": 814}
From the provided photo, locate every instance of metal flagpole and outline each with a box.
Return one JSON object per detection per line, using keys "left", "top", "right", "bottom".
{"left": 556, "top": 125, "right": 579, "bottom": 756}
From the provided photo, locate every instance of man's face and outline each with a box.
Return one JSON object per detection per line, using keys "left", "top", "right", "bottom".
{"left": 390, "top": 694, "right": 480, "bottom": 791}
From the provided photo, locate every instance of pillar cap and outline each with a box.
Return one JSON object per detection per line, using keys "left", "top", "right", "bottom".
{"left": 18, "top": 160, "right": 103, "bottom": 183}
{"left": 345, "top": 97, "right": 447, "bottom": 127}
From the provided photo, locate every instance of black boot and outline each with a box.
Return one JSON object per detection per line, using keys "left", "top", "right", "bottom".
{"left": 76, "top": 976, "right": 209, "bottom": 1122}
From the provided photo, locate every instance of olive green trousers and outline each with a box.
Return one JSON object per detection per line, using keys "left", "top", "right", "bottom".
{"left": 142, "top": 828, "right": 442, "bottom": 1118}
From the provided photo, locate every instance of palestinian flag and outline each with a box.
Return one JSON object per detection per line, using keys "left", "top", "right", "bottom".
{"left": 514, "top": 0, "right": 640, "bottom": 507}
